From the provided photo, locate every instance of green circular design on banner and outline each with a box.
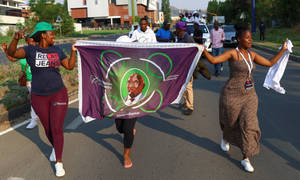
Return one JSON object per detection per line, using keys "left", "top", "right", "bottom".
{"left": 100, "top": 50, "right": 125, "bottom": 76}
{"left": 120, "top": 69, "right": 150, "bottom": 100}
{"left": 146, "top": 53, "right": 173, "bottom": 79}
{"left": 102, "top": 94, "right": 122, "bottom": 117}
{"left": 139, "top": 89, "right": 163, "bottom": 113}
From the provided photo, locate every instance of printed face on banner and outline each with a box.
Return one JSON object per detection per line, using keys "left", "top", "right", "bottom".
{"left": 95, "top": 50, "right": 174, "bottom": 118}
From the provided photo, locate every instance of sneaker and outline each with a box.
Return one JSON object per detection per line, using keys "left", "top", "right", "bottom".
{"left": 241, "top": 158, "right": 254, "bottom": 173}
{"left": 55, "top": 162, "right": 65, "bottom": 177}
{"left": 220, "top": 139, "right": 230, "bottom": 152}
{"left": 26, "top": 119, "right": 38, "bottom": 129}
{"left": 183, "top": 109, "right": 193, "bottom": 115}
{"left": 49, "top": 148, "right": 56, "bottom": 162}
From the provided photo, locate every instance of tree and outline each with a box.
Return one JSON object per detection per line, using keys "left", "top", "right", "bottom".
{"left": 272, "top": 0, "right": 300, "bottom": 27}
{"left": 29, "top": 0, "right": 74, "bottom": 35}
{"left": 161, "top": 0, "right": 171, "bottom": 22}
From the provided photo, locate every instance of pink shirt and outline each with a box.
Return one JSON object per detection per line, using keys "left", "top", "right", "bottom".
{"left": 210, "top": 28, "right": 225, "bottom": 48}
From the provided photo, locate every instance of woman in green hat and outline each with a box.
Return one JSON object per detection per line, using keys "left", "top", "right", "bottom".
{"left": 7, "top": 21, "right": 77, "bottom": 177}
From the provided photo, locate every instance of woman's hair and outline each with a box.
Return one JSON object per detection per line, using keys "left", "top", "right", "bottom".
{"left": 31, "top": 31, "right": 46, "bottom": 42}
{"left": 235, "top": 23, "right": 250, "bottom": 39}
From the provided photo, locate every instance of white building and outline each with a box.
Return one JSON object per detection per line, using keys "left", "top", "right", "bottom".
{"left": 0, "top": 0, "right": 26, "bottom": 35}
{"left": 67, "top": 0, "right": 158, "bottom": 27}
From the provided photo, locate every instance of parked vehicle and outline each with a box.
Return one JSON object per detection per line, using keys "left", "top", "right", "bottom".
{"left": 221, "top": 25, "right": 237, "bottom": 47}
{"left": 186, "top": 23, "right": 212, "bottom": 52}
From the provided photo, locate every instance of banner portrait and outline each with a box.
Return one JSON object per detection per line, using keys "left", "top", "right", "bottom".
{"left": 76, "top": 41, "right": 203, "bottom": 122}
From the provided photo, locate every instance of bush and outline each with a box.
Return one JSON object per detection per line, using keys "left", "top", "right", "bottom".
{"left": 6, "top": 28, "right": 15, "bottom": 37}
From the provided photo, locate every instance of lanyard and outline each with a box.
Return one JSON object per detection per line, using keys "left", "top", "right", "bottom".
{"left": 236, "top": 47, "right": 253, "bottom": 77}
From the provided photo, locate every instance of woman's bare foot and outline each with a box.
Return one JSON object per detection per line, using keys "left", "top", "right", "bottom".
{"left": 123, "top": 148, "right": 133, "bottom": 168}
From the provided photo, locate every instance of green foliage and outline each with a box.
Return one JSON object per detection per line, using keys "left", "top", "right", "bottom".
{"left": 6, "top": 28, "right": 15, "bottom": 37}
{"left": 29, "top": 0, "right": 74, "bottom": 35}
{"left": 207, "top": 0, "right": 300, "bottom": 27}
{"left": 161, "top": 0, "right": 171, "bottom": 22}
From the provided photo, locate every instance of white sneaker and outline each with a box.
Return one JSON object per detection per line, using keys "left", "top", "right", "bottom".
{"left": 26, "top": 119, "right": 38, "bottom": 129}
{"left": 220, "top": 139, "right": 230, "bottom": 152}
{"left": 241, "top": 158, "right": 254, "bottom": 172}
{"left": 49, "top": 148, "right": 56, "bottom": 162}
{"left": 55, "top": 162, "right": 65, "bottom": 177}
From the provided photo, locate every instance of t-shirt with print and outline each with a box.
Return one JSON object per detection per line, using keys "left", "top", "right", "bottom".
{"left": 23, "top": 45, "right": 67, "bottom": 96}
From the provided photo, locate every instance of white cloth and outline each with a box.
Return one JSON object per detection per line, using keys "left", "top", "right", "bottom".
{"left": 116, "top": 35, "right": 134, "bottom": 43}
{"left": 263, "top": 40, "right": 293, "bottom": 94}
{"left": 131, "top": 27, "right": 157, "bottom": 43}
{"left": 124, "top": 93, "right": 144, "bottom": 106}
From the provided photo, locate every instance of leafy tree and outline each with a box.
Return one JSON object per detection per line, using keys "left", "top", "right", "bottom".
{"left": 29, "top": 0, "right": 74, "bottom": 35}
{"left": 161, "top": 0, "right": 171, "bottom": 22}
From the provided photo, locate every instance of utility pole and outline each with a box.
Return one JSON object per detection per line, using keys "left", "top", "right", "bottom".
{"left": 251, "top": 0, "right": 256, "bottom": 33}
{"left": 131, "top": 0, "right": 135, "bottom": 24}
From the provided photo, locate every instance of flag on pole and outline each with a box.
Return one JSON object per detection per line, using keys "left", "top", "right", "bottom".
{"left": 76, "top": 41, "right": 203, "bottom": 122}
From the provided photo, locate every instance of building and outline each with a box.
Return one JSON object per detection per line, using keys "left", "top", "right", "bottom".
{"left": 67, "top": 0, "right": 159, "bottom": 27}
{"left": 0, "top": 0, "right": 26, "bottom": 35}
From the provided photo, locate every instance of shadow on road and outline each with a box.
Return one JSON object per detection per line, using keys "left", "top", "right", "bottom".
{"left": 64, "top": 116, "right": 124, "bottom": 164}
{"left": 138, "top": 115, "right": 241, "bottom": 168}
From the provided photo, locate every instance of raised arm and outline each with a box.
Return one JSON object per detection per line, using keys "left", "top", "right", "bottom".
{"left": 61, "top": 42, "right": 77, "bottom": 70}
{"left": 203, "top": 47, "right": 233, "bottom": 64}
{"left": 253, "top": 39, "right": 288, "bottom": 67}
{"left": 7, "top": 28, "right": 27, "bottom": 59}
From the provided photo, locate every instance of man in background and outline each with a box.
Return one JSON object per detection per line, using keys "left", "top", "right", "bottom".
{"left": 210, "top": 21, "right": 225, "bottom": 77}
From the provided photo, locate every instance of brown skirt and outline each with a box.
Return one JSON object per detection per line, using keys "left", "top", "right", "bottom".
{"left": 219, "top": 87, "right": 261, "bottom": 157}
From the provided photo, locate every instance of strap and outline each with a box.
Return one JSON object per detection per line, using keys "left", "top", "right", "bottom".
{"left": 236, "top": 47, "right": 253, "bottom": 77}
{"left": 24, "top": 63, "right": 28, "bottom": 72}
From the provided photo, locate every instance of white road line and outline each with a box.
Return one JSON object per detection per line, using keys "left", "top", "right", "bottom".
{"left": 0, "top": 98, "right": 79, "bottom": 136}
{"left": 66, "top": 115, "right": 84, "bottom": 130}
{"left": 7, "top": 177, "right": 25, "bottom": 180}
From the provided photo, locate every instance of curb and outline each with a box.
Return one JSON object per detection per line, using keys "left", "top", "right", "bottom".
{"left": 252, "top": 44, "right": 300, "bottom": 63}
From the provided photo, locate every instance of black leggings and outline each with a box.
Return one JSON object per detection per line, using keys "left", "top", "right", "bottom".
{"left": 115, "top": 118, "right": 137, "bottom": 148}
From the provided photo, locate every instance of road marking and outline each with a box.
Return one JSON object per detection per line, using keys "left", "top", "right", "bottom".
{"left": 0, "top": 98, "right": 79, "bottom": 136}
{"left": 66, "top": 115, "right": 84, "bottom": 130}
{"left": 7, "top": 177, "right": 25, "bottom": 180}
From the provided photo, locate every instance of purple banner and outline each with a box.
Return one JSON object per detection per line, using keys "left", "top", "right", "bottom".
{"left": 76, "top": 41, "right": 203, "bottom": 122}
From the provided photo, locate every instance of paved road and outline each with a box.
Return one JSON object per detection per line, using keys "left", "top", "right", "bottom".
{"left": 0, "top": 46, "right": 300, "bottom": 180}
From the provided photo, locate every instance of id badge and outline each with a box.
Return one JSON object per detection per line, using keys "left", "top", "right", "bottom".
{"left": 244, "top": 80, "right": 253, "bottom": 90}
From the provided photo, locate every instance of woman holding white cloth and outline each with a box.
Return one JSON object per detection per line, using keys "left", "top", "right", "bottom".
{"left": 202, "top": 24, "right": 287, "bottom": 173}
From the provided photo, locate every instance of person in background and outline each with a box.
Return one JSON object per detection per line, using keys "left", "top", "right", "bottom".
{"left": 203, "top": 24, "right": 287, "bottom": 173}
{"left": 259, "top": 21, "right": 266, "bottom": 41}
{"left": 129, "top": 22, "right": 139, "bottom": 38}
{"left": 186, "top": 12, "right": 193, "bottom": 23}
{"left": 7, "top": 22, "right": 77, "bottom": 177}
{"left": 2, "top": 36, "right": 39, "bottom": 129}
{"left": 210, "top": 20, "right": 225, "bottom": 77}
{"left": 179, "top": 13, "right": 186, "bottom": 22}
{"left": 193, "top": 23, "right": 203, "bottom": 44}
{"left": 156, "top": 20, "right": 172, "bottom": 42}
{"left": 191, "top": 11, "right": 200, "bottom": 25}
{"left": 175, "top": 21, "right": 195, "bottom": 115}
{"left": 131, "top": 18, "right": 157, "bottom": 43}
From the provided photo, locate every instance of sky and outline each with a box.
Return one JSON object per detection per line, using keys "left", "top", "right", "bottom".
{"left": 26, "top": 0, "right": 223, "bottom": 10}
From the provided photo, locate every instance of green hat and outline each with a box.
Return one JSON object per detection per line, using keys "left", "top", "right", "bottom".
{"left": 29, "top": 22, "right": 54, "bottom": 37}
